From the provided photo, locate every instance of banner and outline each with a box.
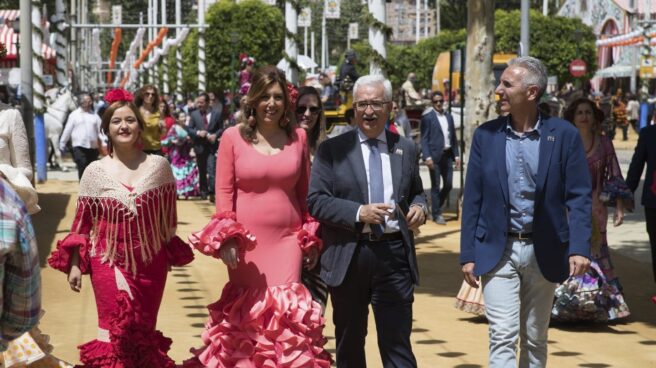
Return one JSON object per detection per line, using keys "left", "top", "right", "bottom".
{"left": 348, "top": 22, "right": 358, "bottom": 39}
{"left": 298, "top": 7, "right": 311, "bottom": 27}
{"left": 325, "top": 0, "right": 340, "bottom": 19}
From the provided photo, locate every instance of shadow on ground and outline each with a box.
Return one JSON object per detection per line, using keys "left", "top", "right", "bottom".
{"left": 33, "top": 192, "right": 72, "bottom": 266}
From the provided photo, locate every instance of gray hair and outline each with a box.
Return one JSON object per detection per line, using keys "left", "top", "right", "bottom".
{"left": 508, "top": 56, "right": 548, "bottom": 97}
{"left": 353, "top": 74, "right": 393, "bottom": 102}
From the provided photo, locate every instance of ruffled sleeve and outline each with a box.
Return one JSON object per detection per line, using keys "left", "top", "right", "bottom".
{"left": 600, "top": 137, "right": 634, "bottom": 211}
{"left": 47, "top": 233, "right": 91, "bottom": 274}
{"left": 47, "top": 172, "right": 96, "bottom": 274}
{"left": 166, "top": 235, "right": 194, "bottom": 266}
{"left": 297, "top": 214, "right": 323, "bottom": 254}
{"left": 188, "top": 211, "right": 256, "bottom": 259}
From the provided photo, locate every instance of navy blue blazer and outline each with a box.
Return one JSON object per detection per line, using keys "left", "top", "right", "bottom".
{"left": 308, "top": 129, "right": 427, "bottom": 287}
{"left": 460, "top": 115, "right": 592, "bottom": 283}
{"left": 627, "top": 125, "right": 656, "bottom": 208}
{"left": 420, "top": 109, "right": 459, "bottom": 162}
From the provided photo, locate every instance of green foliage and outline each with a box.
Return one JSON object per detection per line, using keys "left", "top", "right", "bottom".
{"left": 349, "top": 29, "right": 466, "bottom": 89}
{"left": 180, "top": 0, "right": 284, "bottom": 95}
{"left": 494, "top": 9, "right": 597, "bottom": 84}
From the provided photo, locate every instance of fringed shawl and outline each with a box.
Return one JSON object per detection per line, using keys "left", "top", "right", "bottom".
{"left": 70, "top": 155, "right": 177, "bottom": 275}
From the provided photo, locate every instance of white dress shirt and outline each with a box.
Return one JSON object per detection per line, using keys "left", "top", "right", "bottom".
{"left": 435, "top": 110, "right": 451, "bottom": 151}
{"left": 59, "top": 108, "right": 103, "bottom": 151}
{"left": 356, "top": 129, "right": 399, "bottom": 232}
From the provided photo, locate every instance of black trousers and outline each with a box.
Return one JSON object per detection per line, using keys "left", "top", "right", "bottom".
{"left": 645, "top": 207, "right": 656, "bottom": 283}
{"left": 428, "top": 150, "right": 454, "bottom": 219}
{"left": 196, "top": 150, "right": 216, "bottom": 196}
{"left": 329, "top": 238, "right": 416, "bottom": 368}
{"left": 72, "top": 146, "right": 99, "bottom": 180}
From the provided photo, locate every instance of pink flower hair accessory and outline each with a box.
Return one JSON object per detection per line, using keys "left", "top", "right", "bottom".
{"left": 105, "top": 88, "right": 134, "bottom": 104}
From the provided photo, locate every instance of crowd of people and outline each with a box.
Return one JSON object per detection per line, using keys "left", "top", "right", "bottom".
{"left": 1, "top": 55, "right": 655, "bottom": 368}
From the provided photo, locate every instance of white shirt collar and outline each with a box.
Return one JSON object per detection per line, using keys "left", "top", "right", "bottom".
{"left": 357, "top": 128, "right": 387, "bottom": 144}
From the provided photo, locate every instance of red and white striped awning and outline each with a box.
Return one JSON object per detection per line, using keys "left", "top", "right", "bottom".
{"left": 0, "top": 9, "right": 55, "bottom": 60}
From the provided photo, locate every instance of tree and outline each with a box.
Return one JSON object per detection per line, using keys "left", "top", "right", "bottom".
{"left": 494, "top": 9, "right": 597, "bottom": 85}
{"left": 464, "top": 0, "right": 495, "bottom": 161}
{"left": 180, "top": 0, "right": 284, "bottom": 95}
{"left": 349, "top": 29, "right": 465, "bottom": 90}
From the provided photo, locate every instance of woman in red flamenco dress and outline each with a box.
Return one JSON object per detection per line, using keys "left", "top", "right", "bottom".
{"left": 47, "top": 89, "right": 194, "bottom": 367}
{"left": 184, "top": 66, "right": 331, "bottom": 367}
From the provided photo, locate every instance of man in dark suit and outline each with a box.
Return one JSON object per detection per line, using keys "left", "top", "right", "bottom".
{"left": 626, "top": 124, "right": 656, "bottom": 283}
{"left": 187, "top": 92, "right": 223, "bottom": 201}
{"left": 308, "top": 74, "right": 427, "bottom": 368}
{"left": 420, "top": 90, "right": 460, "bottom": 224}
{"left": 460, "top": 57, "right": 591, "bottom": 368}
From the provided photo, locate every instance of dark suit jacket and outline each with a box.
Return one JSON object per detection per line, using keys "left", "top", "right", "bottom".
{"left": 460, "top": 115, "right": 592, "bottom": 283}
{"left": 187, "top": 108, "right": 223, "bottom": 155}
{"left": 308, "top": 129, "right": 427, "bottom": 287}
{"left": 420, "top": 109, "right": 459, "bottom": 162}
{"left": 627, "top": 125, "right": 656, "bottom": 208}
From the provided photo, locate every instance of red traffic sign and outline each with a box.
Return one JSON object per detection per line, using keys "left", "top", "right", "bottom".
{"left": 569, "top": 59, "right": 587, "bottom": 77}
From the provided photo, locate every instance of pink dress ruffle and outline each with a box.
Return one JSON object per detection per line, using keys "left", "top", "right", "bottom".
{"left": 184, "top": 282, "right": 331, "bottom": 368}
{"left": 47, "top": 233, "right": 91, "bottom": 275}
{"left": 297, "top": 216, "right": 322, "bottom": 255}
{"left": 76, "top": 292, "right": 176, "bottom": 368}
{"left": 188, "top": 211, "right": 257, "bottom": 259}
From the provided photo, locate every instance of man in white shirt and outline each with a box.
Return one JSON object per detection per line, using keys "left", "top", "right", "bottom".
{"left": 420, "top": 91, "right": 460, "bottom": 224}
{"left": 59, "top": 93, "right": 103, "bottom": 180}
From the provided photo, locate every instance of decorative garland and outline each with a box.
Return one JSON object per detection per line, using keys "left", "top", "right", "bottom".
{"left": 360, "top": 7, "right": 391, "bottom": 73}
{"left": 32, "top": 0, "right": 46, "bottom": 114}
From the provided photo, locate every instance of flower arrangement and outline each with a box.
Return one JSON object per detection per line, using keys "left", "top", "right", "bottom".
{"left": 104, "top": 88, "right": 134, "bottom": 104}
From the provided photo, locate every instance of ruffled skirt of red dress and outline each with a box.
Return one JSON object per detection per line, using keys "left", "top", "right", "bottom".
{"left": 75, "top": 292, "right": 176, "bottom": 368}
{"left": 183, "top": 282, "right": 332, "bottom": 368}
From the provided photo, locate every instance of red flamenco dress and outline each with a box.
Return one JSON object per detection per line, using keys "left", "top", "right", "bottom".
{"left": 48, "top": 156, "right": 194, "bottom": 367}
{"left": 184, "top": 127, "right": 331, "bottom": 367}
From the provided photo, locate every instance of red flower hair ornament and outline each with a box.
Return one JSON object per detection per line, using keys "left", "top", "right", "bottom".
{"left": 287, "top": 83, "right": 298, "bottom": 110}
{"left": 105, "top": 89, "right": 134, "bottom": 104}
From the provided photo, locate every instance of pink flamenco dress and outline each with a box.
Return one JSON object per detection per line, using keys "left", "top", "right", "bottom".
{"left": 47, "top": 155, "right": 194, "bottom": 367}
{"left": 183, "top": 127, "right": 332, "bottom": 367}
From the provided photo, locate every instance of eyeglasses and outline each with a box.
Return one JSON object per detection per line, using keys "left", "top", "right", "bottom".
{"left": 432, "top": 99, "right": 444, "bottom": 104}
{"left": 296, "top": 106, "right": 321, "bottom": 115}
{"left": 354, "top": 100, "right": 388, "bottom": 111}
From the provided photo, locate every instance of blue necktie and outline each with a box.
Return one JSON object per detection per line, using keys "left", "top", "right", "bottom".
{"left": 367, "top": 139, "right": 385, "bottom": 237}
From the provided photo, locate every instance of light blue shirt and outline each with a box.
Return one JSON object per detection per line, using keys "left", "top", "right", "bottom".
{"left": 505, "top": 116, "right": 541, "bottom": 234}
{"left": 355, "top": 129, "right": 399, "bottom": 232}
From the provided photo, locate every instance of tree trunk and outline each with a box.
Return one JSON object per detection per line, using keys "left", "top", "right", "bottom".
{"left": 464, "top": 0, "right": 496, "bottom": 161}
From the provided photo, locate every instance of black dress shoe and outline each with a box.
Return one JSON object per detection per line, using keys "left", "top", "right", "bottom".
{"left": 209, "top": 194, "right": 215, "bottom": 203}
{"left": 200, "top": 194, "right": 208, "bottom": 200}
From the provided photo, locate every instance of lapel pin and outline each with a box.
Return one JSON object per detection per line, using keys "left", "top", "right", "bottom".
{"left": 547, "top": 136, "right": 555, "bottom": 142}
{"left": 395, "top": 148, "right": 404, "bottom": 155}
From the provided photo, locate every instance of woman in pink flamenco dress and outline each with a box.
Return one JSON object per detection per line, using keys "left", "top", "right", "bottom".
{"left": 184, "top": 66, "right": 332, "bottom": 367}
{"left": 47, "top": 89, "right": 194, "bottom": 367}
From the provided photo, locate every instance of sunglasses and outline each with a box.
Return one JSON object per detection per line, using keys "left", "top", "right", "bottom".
{"left": 145, "top": 92, "right": 155, "bottom": 97}
{"left": 296, "top": 106, "right": 321, "bottom": 115}
{"left": 432, "top": 99, "right": 444, "bottom": 104}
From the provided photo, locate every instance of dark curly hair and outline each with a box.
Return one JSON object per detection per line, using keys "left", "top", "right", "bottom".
{"left": 564, "top": 98, "right": 605, "bottom": 134}
{"left": 238, "top": 66, "right": 294, "bottom": 143}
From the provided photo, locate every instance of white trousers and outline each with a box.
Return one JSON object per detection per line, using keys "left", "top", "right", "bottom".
{"left": 482, "top": 238, "right": 556, "bottom": 368}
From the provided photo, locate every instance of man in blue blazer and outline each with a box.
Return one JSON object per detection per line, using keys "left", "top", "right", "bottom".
{"left": 626, "top": 124, "right": 656, "bottom": 282}
{"left": 420, "top": 90, "right": 460, "bottom": 224}
{"left": 460, "top": 57, "right": 591, "bottom": 368}
{"left": 308, "top": 74, "right": 427, "bottom": 367}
